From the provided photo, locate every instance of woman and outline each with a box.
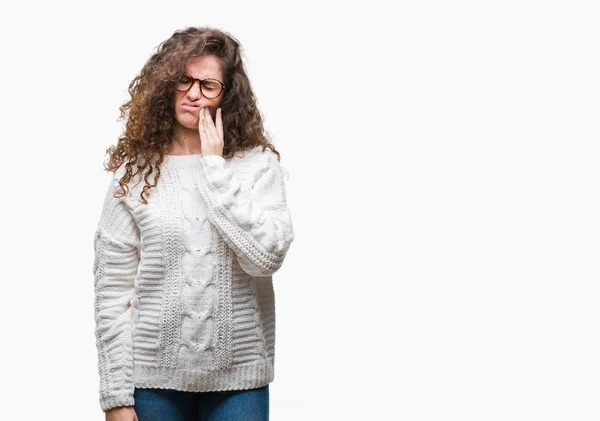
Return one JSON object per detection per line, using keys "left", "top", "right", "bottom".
{"left": 93, "top": 26, "right": 294, "bottom": 421}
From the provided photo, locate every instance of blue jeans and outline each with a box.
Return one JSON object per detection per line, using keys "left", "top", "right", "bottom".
{"left": 133, "top": 385, "right": 269, "bottom": 421}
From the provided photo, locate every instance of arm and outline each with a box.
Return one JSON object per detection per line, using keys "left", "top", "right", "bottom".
{"left": 195, "top": 149, "right": 295, "bottom": 277}
{"left": 92, "top": 168, "right": 140, "bottom": 412}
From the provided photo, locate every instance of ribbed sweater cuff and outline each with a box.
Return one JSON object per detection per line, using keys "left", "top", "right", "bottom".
{"left": 100, "top": 393, "right": 135, "bottom": 413}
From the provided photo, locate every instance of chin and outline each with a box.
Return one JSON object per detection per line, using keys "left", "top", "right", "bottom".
{"left": 176, "top": 115, "right": 198, "bottom": 129}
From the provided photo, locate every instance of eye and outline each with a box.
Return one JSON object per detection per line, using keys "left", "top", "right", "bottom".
{"left": 203, "top": 81, "right": 220, "bottom": 91}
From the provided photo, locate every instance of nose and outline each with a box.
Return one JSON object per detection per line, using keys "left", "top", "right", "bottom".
{"left": 186, "top": 80, "right": 203, "bottom": 100}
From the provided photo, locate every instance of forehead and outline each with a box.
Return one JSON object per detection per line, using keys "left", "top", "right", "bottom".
{"left": 185, "top": 55, "right": 223, "bottom": 79}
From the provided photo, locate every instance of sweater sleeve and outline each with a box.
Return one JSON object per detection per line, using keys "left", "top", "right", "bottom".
{"left": 195, "top": 149, "right": 295, "bottom": 277}
{"left": 92, "top": 168, "right": 140, "bottom": 412}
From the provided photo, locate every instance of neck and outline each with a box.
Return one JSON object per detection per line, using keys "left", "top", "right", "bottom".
{"left": 167, "top": 123, "right": 201, "bottom": 155}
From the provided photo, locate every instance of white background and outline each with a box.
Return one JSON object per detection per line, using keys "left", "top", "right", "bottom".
{"left": 0, "top": 1, "right": 599, "bottom": 420}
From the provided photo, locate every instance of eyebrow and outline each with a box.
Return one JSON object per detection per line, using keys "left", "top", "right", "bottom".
{"left": 184, "top": 73, "right": 218, "bottom": 80}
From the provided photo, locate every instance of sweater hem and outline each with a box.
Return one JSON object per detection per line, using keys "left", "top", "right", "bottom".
{"left": 133, "top": 361, "right": 274, "bottom": 392}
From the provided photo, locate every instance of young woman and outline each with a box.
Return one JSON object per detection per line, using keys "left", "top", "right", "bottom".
{"left": 93, "top": 26, "right": 295, "bottom": 421}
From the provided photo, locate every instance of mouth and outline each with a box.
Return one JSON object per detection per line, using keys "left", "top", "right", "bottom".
{"left": 182, "top": 103, "right": 200, "bottom": 109}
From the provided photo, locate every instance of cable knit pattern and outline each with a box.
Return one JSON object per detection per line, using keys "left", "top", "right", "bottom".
{"left": 92, "top": 145, "right": 294, "bottom": 412}
{"left": 195, "top": 149, "right": 295, "bottom": 277}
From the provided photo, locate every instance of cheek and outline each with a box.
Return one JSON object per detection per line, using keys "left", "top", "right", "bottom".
{"left": 208, "top": 98, "right": 222, "bottom": 114}
{"left": 172, "top": 96, "right": 179, "bottom": 118}
{"left": 173, "top": 95, "right": 191, "bottom": 121}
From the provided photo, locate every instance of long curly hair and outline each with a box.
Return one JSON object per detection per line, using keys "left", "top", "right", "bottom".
{"left": 104, "top": 25, "right": 281, "bottom": 204}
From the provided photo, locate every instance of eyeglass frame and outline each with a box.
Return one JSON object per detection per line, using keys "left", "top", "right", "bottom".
{"left": 175, "top": 73, "right": 226, "bottom": 99}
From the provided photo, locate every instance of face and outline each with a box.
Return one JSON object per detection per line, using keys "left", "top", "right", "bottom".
{"left": 172, "top": 55, "right": 224, "bottom": 131}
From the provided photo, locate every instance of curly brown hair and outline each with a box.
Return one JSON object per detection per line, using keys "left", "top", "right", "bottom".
{"left": 104, "top": 25, "right": 281, "bottom": 204}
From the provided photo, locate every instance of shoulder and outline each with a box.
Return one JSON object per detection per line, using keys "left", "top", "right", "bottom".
{"left": 233, "top": 145, "right": 277, "bottom": 162}
{"left": 106, "top": 162, "right": 141, "bottom": 202}
{"left": 231, "top": 145, "right": 280, "bottom": 175}
{"left": 111, "top": 162, "right": 127, "bottom": 183}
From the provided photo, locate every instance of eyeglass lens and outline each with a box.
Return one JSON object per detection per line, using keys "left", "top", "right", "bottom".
{"left": 176, "top": 75, "right": 222, "bottom": 98}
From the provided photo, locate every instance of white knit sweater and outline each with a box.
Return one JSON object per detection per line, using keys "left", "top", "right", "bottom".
{"left": 92, "top": 145, "right": 295, "bottom": 412}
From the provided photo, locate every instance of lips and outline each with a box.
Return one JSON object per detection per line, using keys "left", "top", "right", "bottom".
{"left": 182, "top": 103, "right": 200, "bottom": 108}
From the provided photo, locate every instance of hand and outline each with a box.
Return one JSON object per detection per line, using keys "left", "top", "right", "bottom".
{"left": 199, "top": 107, "right": 224, "bottom": 158}
{"left": 105, "top": 405, "right": 138, "bottom": 421}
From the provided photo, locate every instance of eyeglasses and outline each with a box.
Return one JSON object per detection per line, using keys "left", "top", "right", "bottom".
{"left": 175, "top": 73, "right": 226, "bottom": 99}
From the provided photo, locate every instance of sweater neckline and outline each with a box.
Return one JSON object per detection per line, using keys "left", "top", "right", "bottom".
{"left": 160, "top": 145, "right": 261, "bottom": 169}
{"left": 162, "top": 153, "right": 203, "bottom": 169}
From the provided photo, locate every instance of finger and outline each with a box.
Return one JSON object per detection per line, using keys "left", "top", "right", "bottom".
{"left": 216, "top": 108, "right": 224, "bottom": 141}
{"left": 204, "top": 108, "right": 220, "bottom": 141}
{"left": 205, "top": 107, "right": 215, "bottom": 125}
{"left": 198, "top": 108, "right": 207, "bottom": 141}
{"left": 204, "top": 107, "right": 216, "bottom": 128}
